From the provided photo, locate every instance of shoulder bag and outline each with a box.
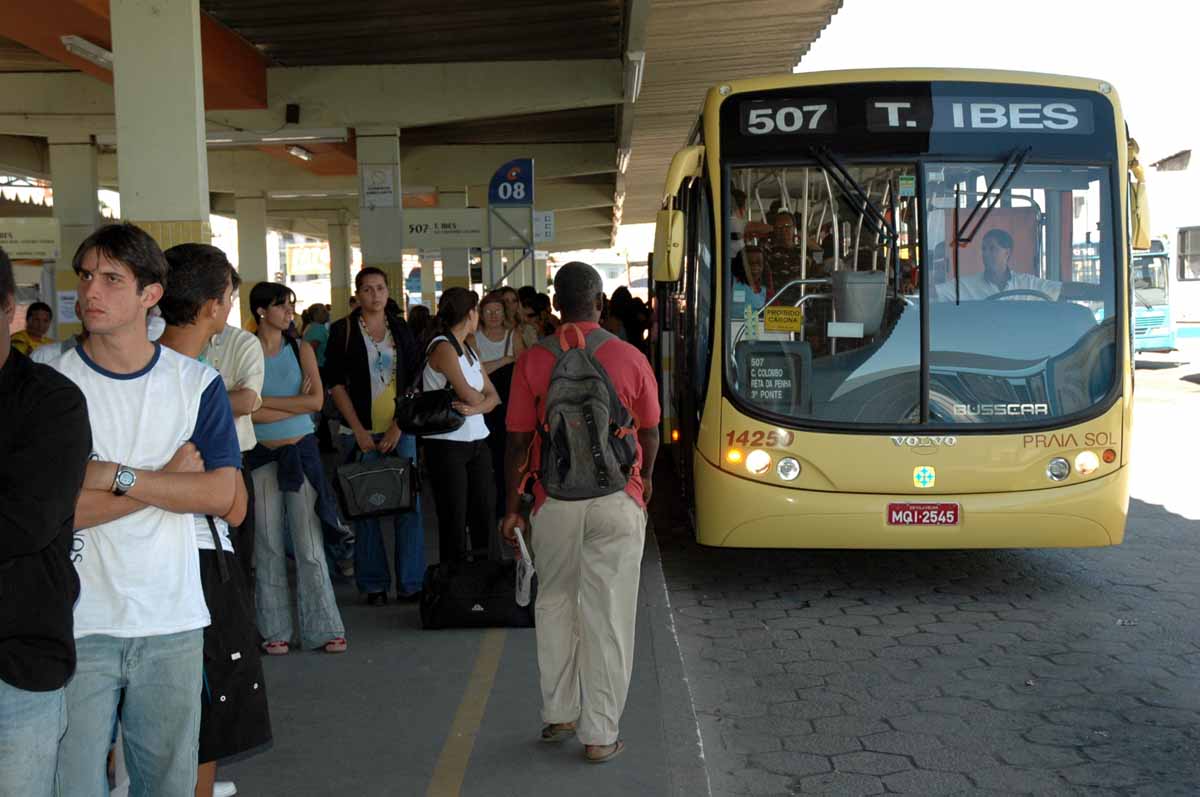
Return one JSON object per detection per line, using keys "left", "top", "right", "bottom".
{"left": 393, "top": 337, "right": 466, "bottom": 437}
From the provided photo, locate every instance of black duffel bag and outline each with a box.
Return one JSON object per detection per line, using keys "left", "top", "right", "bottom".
{"left": 420, "top": 555, "right": 536, "bottom": 630}
{"left": 334, "top": 454, "right": 416, "bottom": 520}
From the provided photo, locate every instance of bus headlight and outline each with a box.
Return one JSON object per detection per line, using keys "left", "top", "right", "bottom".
{"left": 777, "top": 457, "right": 801, "bottom": 481}
{"left": 1150, "top": 326, "right": 1170, "bottom": 336}
{"left": 745, "top": 450, "right": 772, "bottom": 475}
{"left": 1074, "top": 450, "right": 1100, "bottom": 476}
{"left": 1046, "top": 457, "right": 1071, "bottom": 481}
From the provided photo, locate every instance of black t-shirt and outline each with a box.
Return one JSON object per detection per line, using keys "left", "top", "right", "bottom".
{"left": 0, "top": 348, "right": 91, "bottom": 691}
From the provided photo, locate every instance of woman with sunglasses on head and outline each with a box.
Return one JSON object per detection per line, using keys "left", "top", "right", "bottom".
{"left": 476, "top": 292, "right": 526, "bottom": 520}
{"left": 246, "top": 283, "right": 347, "bottom": 654}
{"left": 325, "top": 268, "right": 424, "bottom": 606}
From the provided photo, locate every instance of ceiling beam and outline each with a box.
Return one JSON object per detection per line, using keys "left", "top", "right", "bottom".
{"left": 99, "top": 143, "right": 615, "bottom": 195}
{"left": 0, "top": 135, "right": 50, "bottom": 180}
{"left": 0, "top": 60, "right": 622, "bottom": 135}
{"left": 0, "top": 0, "right": 268, "bottom": 109}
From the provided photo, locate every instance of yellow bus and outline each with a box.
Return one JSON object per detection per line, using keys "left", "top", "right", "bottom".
{"left": 652, "top": 69, "right": 1150, "bottom": 548}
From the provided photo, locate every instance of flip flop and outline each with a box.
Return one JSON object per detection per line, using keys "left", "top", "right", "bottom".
{"left": 261, "top": 640, "right": 289, "bottom": 656}
{"left": 323, "top": 637, "right": 347, "bottom": 654}
{"left": 540, "top": 723, "right": 576, "bottom": 743}
{"left": 584, "top": 740, "right": 624, "bottom": 763}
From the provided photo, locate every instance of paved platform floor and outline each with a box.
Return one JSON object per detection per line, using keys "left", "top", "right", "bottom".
{"left": 219, "top": 496, "right": 707, "bottom": 797}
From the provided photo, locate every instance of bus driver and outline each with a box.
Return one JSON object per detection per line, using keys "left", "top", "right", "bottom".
{"left": 936, "top": 229, "right": 1063, "bottom": 301}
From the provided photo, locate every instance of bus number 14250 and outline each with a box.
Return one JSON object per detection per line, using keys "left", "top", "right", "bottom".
{"left": 726, "top": 430, "right": 796, "bottom": 447}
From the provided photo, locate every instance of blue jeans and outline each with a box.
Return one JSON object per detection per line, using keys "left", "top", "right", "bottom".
{"left": 55, "top": 630, "right": 203, "bottom": 797}
{"left": 342, "top": 433, "right": 426, "bottom": 595}
{"left": 0, "top": 678, "right": 66, "bottom": 796}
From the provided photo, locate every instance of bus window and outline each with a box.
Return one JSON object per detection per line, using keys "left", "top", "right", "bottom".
{"left": 926, "top": 164, "right": 1116, "bottom": 424}
{"left": 1178, "top": 227, "right": 1200, "bottom": 281}
{"left": 726, "top": 163, "right": 922, "bottom": 424}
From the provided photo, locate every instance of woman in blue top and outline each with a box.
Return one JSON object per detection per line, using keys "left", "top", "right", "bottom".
{"left": 249, "top": 283, "right": 346, "bottom": 655}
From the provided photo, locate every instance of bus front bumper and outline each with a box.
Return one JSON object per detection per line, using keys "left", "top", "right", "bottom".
{"left": 694, "top": 455, "right": 1130, "bottom": 549}
{"left": 1134, "top": 331, "right": 1176, "bottom": 352}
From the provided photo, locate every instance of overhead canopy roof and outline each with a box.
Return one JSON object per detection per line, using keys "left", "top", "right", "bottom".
{"left": 0, "top": 0, "right": 843, "bottom": 249}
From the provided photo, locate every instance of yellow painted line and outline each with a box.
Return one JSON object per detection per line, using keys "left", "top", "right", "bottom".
{"left": 425, "top": 629, "right": 508, "bottom": 797}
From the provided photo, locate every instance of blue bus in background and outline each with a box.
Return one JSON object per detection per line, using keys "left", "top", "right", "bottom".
{"left": 1132, "top": 240, "right": 1176, "bottom": 352}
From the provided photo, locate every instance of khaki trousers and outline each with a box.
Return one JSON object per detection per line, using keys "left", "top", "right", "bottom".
{"left": 531, "top": 491, "right": 646, "bottom": 746}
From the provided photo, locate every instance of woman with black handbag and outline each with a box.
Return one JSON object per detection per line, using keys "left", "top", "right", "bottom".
{"left": 423, "top": 288, "right": 501, "bottom": 564}
{"left": 326, "top": 267, "right": 425, "bottom": 606}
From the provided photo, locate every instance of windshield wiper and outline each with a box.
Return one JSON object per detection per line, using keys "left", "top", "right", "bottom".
{"left": 955, "top": 146, "right": 1032, "bottom": 245}
{"left": 1133, "top": 290, "right": 1154, "bottom": 309}
{"left": 809, "top": 145, "right": 897, "bottom": 243}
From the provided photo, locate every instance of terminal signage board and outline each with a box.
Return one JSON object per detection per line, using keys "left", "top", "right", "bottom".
{"left": 0, "top": 218, "right": 60, "bottom": 260}
{"left": 402, "top": 208, "right": 486, "bottom": 249}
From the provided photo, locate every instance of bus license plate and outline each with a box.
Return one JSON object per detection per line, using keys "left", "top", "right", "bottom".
{"left": 887, "top": 503, "right": 960, "bottom": 526}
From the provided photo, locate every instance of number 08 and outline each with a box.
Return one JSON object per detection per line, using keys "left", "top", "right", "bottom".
{"left": 746, "top": 104, "right": 828, "bottom": 135}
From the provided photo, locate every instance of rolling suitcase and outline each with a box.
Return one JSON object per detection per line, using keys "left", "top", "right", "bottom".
{"left": 419, "top": 554, "right": 536, "bottom": 630}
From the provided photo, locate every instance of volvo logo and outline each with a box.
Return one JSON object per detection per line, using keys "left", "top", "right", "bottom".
{"left": 891, "top": 436, "right": 958, "bottom": 448}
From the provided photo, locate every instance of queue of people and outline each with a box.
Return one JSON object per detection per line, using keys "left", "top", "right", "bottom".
{"left": 1, "top": 221, "right": 661, "bottom": 793}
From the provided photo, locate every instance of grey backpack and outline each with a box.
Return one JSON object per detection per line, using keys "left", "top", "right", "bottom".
{"left": 536, "top": 325, "right": 639, "bottom": 501}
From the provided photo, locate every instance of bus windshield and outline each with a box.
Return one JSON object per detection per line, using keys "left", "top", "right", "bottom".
{"left": 725, "top": 161, "right": 1117, "bottom": 428}
{"left": 1132, "top": 252, "right": 1168, "bottom": 307}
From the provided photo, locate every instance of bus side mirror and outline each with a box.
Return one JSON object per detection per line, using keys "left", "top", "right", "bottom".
{"left": 1131, "top": 180, "right": 1151, "bottom": 251}
{"left": 654, "top": 209, "right": 684, "bottom": 283}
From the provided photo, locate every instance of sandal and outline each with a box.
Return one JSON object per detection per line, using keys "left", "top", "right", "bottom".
{"left": 261, "top": 640, "right": 289, "bottom": 656}
{"left": 323, "top": 637, "right": 347, "bottom": 654}
{"left": 540, "top": 723, "right": 576, "bottom": 743}
{"left": 584, "top": 740, "right": 624, "bottom": 764}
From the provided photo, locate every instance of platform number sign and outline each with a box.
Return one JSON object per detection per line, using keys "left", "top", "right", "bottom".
{"left": 488, "top": 158, "right": 535, "bottom": 206}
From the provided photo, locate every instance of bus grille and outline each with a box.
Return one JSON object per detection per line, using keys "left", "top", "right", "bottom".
{"left": 1135, "top": 311, "right": 1165, "bottom": 333}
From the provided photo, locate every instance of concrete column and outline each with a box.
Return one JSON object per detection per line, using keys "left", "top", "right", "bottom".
{"left": 110, "top": 0, "right": 210, "bottom": 248}
{"left": 418, "top": 252, "right": 437, "bottom": 308}
{"left": 511, "top": 257, "right": 532, "bottom": 289}
{"left": 235, "top": 194, "right": 269, "bottom": 320}
{"left": 534, "top": 255, "right": 549, "bottom": 293}
{"left": 356, "top": 127, "right": 404, "bottom": 299}
{"left": 329, "top": 215, "right": 353, "bottom": 315}
{"left": 442, "top": 248, "right": 471, "bottom": 291}
{"left": 49, "top": 140, "right": 100, "bottom": 339}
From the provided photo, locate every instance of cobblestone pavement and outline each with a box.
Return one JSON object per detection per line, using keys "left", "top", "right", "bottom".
{"left": 657, "top": 350, "right": 1200, "bottom": 796}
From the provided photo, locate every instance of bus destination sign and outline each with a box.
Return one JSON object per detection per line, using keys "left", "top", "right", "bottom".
{"left": 740, "top": 97, "right": 1094, "bottom": 136}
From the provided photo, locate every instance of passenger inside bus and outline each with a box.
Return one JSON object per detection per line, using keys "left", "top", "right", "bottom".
{"left": 729, "top": 247, "right": 768, "bottom": 319}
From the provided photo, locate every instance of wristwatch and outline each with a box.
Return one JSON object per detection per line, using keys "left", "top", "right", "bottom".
{"left": 111, "top": 465, "right": 137, "bottom": 496}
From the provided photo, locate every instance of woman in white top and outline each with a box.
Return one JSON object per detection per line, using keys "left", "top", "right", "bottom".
{"left": 423, "top": 288, "right": 502, "bottom": 563}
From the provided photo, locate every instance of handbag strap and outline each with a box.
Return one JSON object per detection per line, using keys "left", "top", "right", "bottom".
{"left": 205, "top": 516, "right": 231, "bottom": 583}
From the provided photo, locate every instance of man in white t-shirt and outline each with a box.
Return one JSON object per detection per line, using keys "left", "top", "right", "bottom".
{"left": 936, "top": 229, "right": 1062, "bottom": 302}
{"left": 53, "top": 224, "right": 245, "bottom": 796}
{"left": 202, "top": 266, "right": 265, "bottom": 585}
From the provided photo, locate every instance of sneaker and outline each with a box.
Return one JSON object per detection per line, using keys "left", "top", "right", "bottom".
{"left": 366, "top": 591, "right": 388, "bottom": 607}
{"left": 214, "top": 782, "right": 238, "bottom": 797}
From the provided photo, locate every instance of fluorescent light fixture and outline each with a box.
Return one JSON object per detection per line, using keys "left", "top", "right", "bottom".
{"left": 616, "top": 147, "right": 631, "bottom": 174}
{"left": 61, "top": 35, "right": 113, "bottom": 70}
{"left": 286, "top": 145, "right": 313, "bottom": 162}
{"left": 624, "top": 51, "right": 645, "bottom": 104}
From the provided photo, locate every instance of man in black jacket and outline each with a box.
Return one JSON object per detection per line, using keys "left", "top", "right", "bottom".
{"left": 0, "top": 247, "right": 92, "bottom": 795}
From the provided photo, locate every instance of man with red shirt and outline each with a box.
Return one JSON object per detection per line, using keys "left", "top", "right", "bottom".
{"left": 502, "top": 262, "right": 660, "bottom": 764}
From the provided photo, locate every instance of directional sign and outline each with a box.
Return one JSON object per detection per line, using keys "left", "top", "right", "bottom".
{"left": 488, "top": 158, "right": 534, "bottom": 206}
{"left": 533, "top": 210, "right": 555, "bottom": 243}
{"left": 402, "top": 208, "right": 486, "bottom": 249}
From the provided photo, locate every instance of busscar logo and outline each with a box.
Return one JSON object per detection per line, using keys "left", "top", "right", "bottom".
{"left": 953, "top": 403, "right": 1049, "bottom": 417}
{"left": 891, "top": 436, "right": 957, "bottom": 447}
